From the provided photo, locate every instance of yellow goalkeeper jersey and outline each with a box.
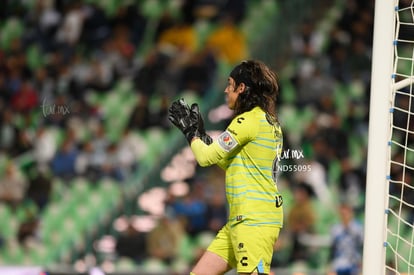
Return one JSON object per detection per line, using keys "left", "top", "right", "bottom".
{"left": 191, "top": 106, "right": 283, "bottom": 228}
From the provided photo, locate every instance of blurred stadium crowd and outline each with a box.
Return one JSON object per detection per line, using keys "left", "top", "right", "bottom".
{"left": 0, "top": 0, "right": 376, "bottom": 274}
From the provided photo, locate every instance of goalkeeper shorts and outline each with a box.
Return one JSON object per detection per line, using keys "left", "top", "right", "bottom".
{"left": 207, "top": 222, "right": 280, "bottom": 274}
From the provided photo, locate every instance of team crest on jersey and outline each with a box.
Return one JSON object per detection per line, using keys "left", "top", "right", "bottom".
{"left": 218, "top": 131, "right": 237, "bottom": 152}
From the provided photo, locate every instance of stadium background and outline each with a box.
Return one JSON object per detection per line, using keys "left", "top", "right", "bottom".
{"left": 0, "top": 0, "right": 374, "bottom": 274}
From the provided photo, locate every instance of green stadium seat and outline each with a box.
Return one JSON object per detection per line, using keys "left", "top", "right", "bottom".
{"left": 140, "top": 0, "right": 165, "bottom": 19}
{"left": 327, "top": 161, "right": 340, "bottom": 191}
{"left": 115, "top": 257, "right": 138, "bottom": 272}
{"left": 142, "top": 257, "right": 168, "bottom": 273}
{"left": 280, "top": 79, "right": 297, "bottom": 105}
{"left": 333, "top": 84, "right": 350, "bottom": 117}
{"left": 177, "top": 233, "right": 195, "bottom": 264}
{"left": 26, "top": 44, "right": 45, "bottom": 70}
{"left": 70, "top": 177, "right": 92, "bottom": 201}
{"left": 5, "top": 241, "right": 25, "bottom": 265}
{"left": 348, "top": 135, "right": 364, "bottom": 168}
{"left": 0, "top": 17, "right": 24, "bottom": 50}
{"left": 0, "top": 204, "right": 16, "bottom": 239}
{"left": 312, "top": 199, "right": 339, "bottom": 235}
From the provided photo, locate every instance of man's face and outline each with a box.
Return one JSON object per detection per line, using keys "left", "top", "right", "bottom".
{"left": 224, "top": 77, "right": 244, "bottom": 110}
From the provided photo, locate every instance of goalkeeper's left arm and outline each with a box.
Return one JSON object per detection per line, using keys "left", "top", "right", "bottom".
{"left": 190, "top": 138, "right": 229, "bottom": 168}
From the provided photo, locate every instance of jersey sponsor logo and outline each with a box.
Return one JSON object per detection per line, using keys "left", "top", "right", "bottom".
{"left": 218, "top": 131, "right": 238, "bottom": 152}
{"left": 240, "top": 256, "right": 248, "bottom": 266}
{"left": 236, "top": 117, "right": 245, "bottom": 124}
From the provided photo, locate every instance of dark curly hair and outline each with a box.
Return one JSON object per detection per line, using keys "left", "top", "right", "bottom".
{"left": 230, "top": 60, "right": 279, "bottom": 122}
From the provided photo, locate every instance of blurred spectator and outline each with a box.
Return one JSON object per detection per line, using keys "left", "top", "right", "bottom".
{"left": 109, "top": 24, "right": 137, "bottom": 78}
{"left": 169, "top": 182, "right": 208, "bottom": 237}
{"left": 0, "top": 108, "right": 19, "bottom": 154}
{"left": 34, "top": 0, "right": 62, "bottom": 52}
{"left": 5, "top": 57, "right": 23, "bottom": 96}
{"left": 157, "top": 17, "right": 197, "bottom": 54}
{"left": 348, "top": 37, "right": 371, "bottom": 84}
{"left": 205, "top": 191, "right": 227, "bottom": 233}
{"left": 115, "top": 222, "right": 148, "bottom": 264}
{"left": 50, "top": 137, "right": 78, "bottom": 181}
{"left": 81, "top": 3, "right": 111, "bottom": 48}
{"left": 75, "top": 140, "right": 100, "bottom": 182}
{"left": 296, "top": 133, "right": 332, "bottom": 206}
{"left": 146, "top": 215, "right": 185, "bottom": 265}
{"left": 110, "top": 4, "right": 147, "bottom": 47}
{"left": 326, "top": 38, "right": 351, "bottom": 83}
{"left": 17, "top": 212, "right": 40, "bottom": 248}
{"left": 0, "top": 69, "right": 9, "bottom": 105}
{"left": 85, "top": 55, "right": 116, "bottom": 93}
{"left": 10, "top": 79, "right": 39, "bottom": 113}
{"left": 205, "top": 14, "right": 247, "bottom": 64}
{"left": 295, "top": 66, "right": 336, "bottom": 108}
{"left": 68, "top": 52, "right": 93, "bottom": 99}
{"left": 33, "top": 125, "right": 56, "bottom": 172}
{"left": 101, "top": 142, "right": 125, "bottom": 182}
{"left": 321, "top": 113, "right": 350, "bottom": 160}
{"left": 55, "top": 1, "right": 86, "bottom": 60}
{"left": 44, "top": 50, "right": 63, "bottom": 80}
{"left": 291, "top": 20, "right": 324, "bottom": 58}
{"left": 13, "top": 126, "right": 34, "bottom": 157}
{"left": 33, "top": 66, "right": 56, "bottom": 100}
{"left": 338, "top": 157, "right": 365, "bottom": 212}
{"left": 327, "top": 203, "right": 363, "bottom": 275}
{"left": 178, "top": 49, "right": 217, "bottom": 96}
{"left": 133, "top": 49, "right": 172, "bottom": 96}
{"left": 127, "top": 94, "right": 152, "bottom": 130}
{"left": 153, "top": 11, "right": 177, "bottom": 42}
{"left": 26, "top": 169, "right": 52, "bottom": 212}
{"left": 95, "top": 39, "right": 122, "bottom": 79}
{"left": 0, "top": 161, "right": 27, "bottom": 209}
{"left": 117, "top": 128, "right": 145, "bottom": 172}
{"left": 286, "top": 183, "right": 316, "bottom": 266}
{"left": 152, "top": 94, "right": 172, "bottom": 130}
{"left": 220, "top": 0, "right": 247, "bottom": 24}
{"left": 90, "top": 122, "right": 110, "bottom": 170}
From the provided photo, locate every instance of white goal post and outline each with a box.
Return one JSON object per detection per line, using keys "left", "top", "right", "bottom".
{"left": 364, "top": 1, "right": 414, "bottom": 275}
{"left": 363, "top": 0, "right": 395, "bottom": 275}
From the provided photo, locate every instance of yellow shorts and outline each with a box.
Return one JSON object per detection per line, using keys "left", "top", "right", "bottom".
{"left": 207, "top": 222, "right": 280, "bottom": 274}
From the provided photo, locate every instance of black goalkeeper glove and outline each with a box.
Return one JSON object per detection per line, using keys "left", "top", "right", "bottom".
{"left": 168, "top": 98, "right": 199, "bottom": 144}
{"left": 190, "top": 103, "right": 213, "bottom": 145}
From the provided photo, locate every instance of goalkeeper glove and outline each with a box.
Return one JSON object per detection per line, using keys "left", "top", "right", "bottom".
{"left": 190, "top": 103, "right": 213, "bottom": 145}
{"left": 168, "top": 98, "right": 199, "bottom": 144}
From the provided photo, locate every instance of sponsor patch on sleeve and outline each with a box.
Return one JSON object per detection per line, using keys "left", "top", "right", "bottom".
{"left": 218, "top": 131, "right": 238, "bottom": 152}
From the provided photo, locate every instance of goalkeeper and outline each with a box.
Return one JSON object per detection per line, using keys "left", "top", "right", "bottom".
{"left": 169, "top": 60, "right": 283, "bottom": 275}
